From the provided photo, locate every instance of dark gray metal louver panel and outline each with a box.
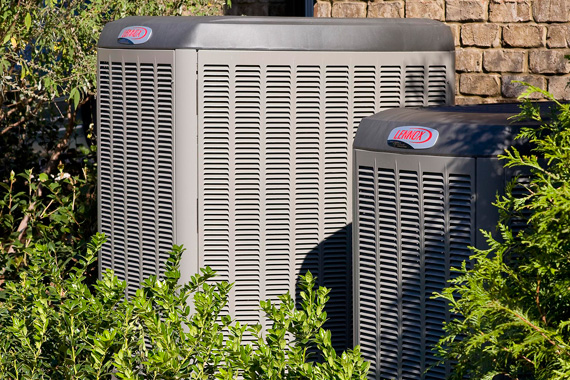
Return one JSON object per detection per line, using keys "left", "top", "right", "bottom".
{"left": 355, "top": 155, "right": 474, "bottom": 380}
{"left": 98, "top": 50, "right": 175, "bottom": 297}
{"left": 199, "top": 51, "right": 453, "bottom": 348}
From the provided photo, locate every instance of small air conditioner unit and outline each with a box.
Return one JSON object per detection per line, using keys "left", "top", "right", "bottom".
{"left": 353, "top": 103, "right": 540, "bottom": 379}
{"left": 97, "top": 16, "right": 454, "bottom": 349}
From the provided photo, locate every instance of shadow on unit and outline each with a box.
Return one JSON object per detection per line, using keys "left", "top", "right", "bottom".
{"left": 353, "top": 103, "right": 543, "bottom": 379}
{"left": 97, "top": 16, "right": 455, "bottom": 349}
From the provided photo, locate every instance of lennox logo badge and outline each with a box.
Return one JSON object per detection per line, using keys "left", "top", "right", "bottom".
{"left": 387, "top": 126, "right": 439, "bottom": 149}
{"left": 118, "top": 26, "right": 152, "bottom": 45}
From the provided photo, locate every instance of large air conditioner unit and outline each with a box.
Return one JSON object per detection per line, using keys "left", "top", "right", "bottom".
{"left": 97, "top": 16, "right": 454, "bottom": 349}
{"left": 353, "top": 103, "right": 540, "bottom": 379}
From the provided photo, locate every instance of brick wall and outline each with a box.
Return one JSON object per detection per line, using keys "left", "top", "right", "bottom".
{"left": 315, "top": 0, "right": 570, "bottom": 104}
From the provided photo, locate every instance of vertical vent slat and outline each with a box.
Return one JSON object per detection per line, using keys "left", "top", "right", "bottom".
{"left": 294, "top": 65, "right": 321, "bottom": 283}
{"left": 423, "top": 172, "right": 447, "bottom": 380}
{"left": 399, "top": 170, "right": 422, "bottom": 379}
{"left": 98, "top": 53, "right": 175, "bottom": 297}
{"left": 99, "top": 61, "right": 113, "bottom": 272}
{"left": 357, "top": 166, "right": 377, "bottom": 378}
{"left": 324, "top": 65, "right": 351, "bottom": 348}
{"left": 234, "top": 64, "right": 263, "bottom": 327}
{"left": 377, "top": 168, "right": 399, "bottom": 380}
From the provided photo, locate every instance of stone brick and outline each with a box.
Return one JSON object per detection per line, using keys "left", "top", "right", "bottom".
{"left": 548, "top": 76, "right": 570, "bottom": 100}
{"left": 314, "top": 1, "right": 332, "bottom": 17}
{"left": 503, "top": 25, "right": 545, "bottom": 48}
{"left": 368, "top": 1, "right": 404, "bottom": 18}
{"left": 455, "top": 96, "right": 502, "bottom": 104}
{"left": 405, "top": 0, "right": 445, "bottom": 21}
{"left": 489, "top": 0, "right": 532, "bottom": 22}
{"left": 456, "top": 49, "right": 482, "bottom": 72}
{"left": 331, "top": 1, "right": 367, "bottom": 17}
{"left": 460, "top": 73, "right": 501, "bottom": 96}
{"left": 461, "top": 24, "right": 501, "bottom": 48}
{"left": 502, "top": 75, "right": 547, "bottom": 99}
{"left": 446, "top": 0, "right": 487, "bottom": 22}
{"left": 483, "top": 50, "right": 525, "bottom": 72}
{"left": 529, "top": 50, "right": 570, "bottom": 74}
{"left": 547, "top": 25, "right": 570, "bottom": 48}
{"left": 449, "top": 24, "right": 461, "bottom": 46}
{"left": 533, "top": 0, "right": 570, "bottom": 22}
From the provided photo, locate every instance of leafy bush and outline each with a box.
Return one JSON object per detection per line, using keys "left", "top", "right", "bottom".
{"left": 436, "top": 86, "right": 570, "bottom": 380}
{"left": 0, "top": 233, "right": 369, "bottom": 380}
{"left": 1, "top": 0, "right": 228, "bottom": 176}
{"left": 0, "top": 168, "right": 95, "bottom": 288}
{"left": 224, "top": 271, "right": 369, "bottom": 380}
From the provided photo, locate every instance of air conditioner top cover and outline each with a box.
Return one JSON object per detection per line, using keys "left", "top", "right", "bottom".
{"left": 354, "top": 103, "right": 548, "bottom": 158}
{"left": 98, "top": 16, "right": 454, "bottom": 51}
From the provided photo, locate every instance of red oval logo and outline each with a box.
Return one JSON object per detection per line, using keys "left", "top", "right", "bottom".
{"left": 387, "top": 126, "right": 439, "bottom": 149}
{"left": 118, "top": 26, "right": 152, "bottom": 45}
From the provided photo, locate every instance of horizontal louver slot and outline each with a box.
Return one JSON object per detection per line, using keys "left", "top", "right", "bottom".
{"left": 428, "top": 65, "right": 448, "bottom": 106}
{"left": 379, "top": 66, "right": 401, "bottom": 110}
{"left": 405, "top": 66, "right": 425, "bottom": 107}
{"left": 510, "top": 175, "right": 531, "bottom": 236}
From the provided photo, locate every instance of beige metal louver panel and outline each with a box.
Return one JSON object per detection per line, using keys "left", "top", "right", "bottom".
{"left": 98, "top": 50, "right": 175, "bottom": 297}
{"left": 355, "top": 153, "right": 475, "bottom": 380}
{"left": 198, "top": 50, "right": 454, "bottom": 348}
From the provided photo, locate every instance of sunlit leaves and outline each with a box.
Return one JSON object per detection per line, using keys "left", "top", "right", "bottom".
{"left": 435, "top": 86, "right": 570, "bottom": 380}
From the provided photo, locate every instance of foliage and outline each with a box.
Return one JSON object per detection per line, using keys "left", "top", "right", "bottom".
{"left": 223, "top": 271, "right": 369, "bottom": 380}
{"left": 0, "top": 167, "right": 95, "bottom": 289}
{"left": 436, "top": 86, "right": 570, "bottom": 380}
{"left": 0, "top": 233, "right": 369, "bottom": 380}
{"left": 1, "top": 0, "right": 227, "bottom": 176}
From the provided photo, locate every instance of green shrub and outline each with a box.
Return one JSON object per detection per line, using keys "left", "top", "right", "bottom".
{"left": 223, "top": 271, "right": 369, "bottom": 380}
{"left": 0, "top": 168, "right": 95, "bottom": 289}
{"left": 0, "top": 233, "right": 369, "bottom": 380}
{"left": 1, "top": 0, "right": 228, "bottom": 176}
{"left": 436, "top": 86, "right": 570, "bottom": 380}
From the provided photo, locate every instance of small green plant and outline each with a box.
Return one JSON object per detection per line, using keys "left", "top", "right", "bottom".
{"left": 0, "top": 233, "right": 369, "bottom": 380}
{"left": 436, "top": 86, "right": 570, "bottom": 380}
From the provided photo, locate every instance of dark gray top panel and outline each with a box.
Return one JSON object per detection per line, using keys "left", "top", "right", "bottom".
{"left": 354, "top": 103, "right": 553, "bottom": 157}
{"left": 98, "top": 16, "right": 454, "bottom": 51}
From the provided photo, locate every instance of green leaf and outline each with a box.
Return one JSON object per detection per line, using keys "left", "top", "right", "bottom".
{"left": 24, "top": 13, "right": 31, "bottom": 30}
{"left": 69, "top": 87, "right": 80, "bottom": 109}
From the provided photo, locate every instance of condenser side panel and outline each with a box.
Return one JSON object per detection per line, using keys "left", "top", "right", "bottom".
{"left": 353, "top": 150, "right": 475, "bottom": 380}
{"left": 98, "top": 49, "right": 176, "bottom": 296}
{"left": 197, "top": 50, "right": 454, "bottom": 349}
